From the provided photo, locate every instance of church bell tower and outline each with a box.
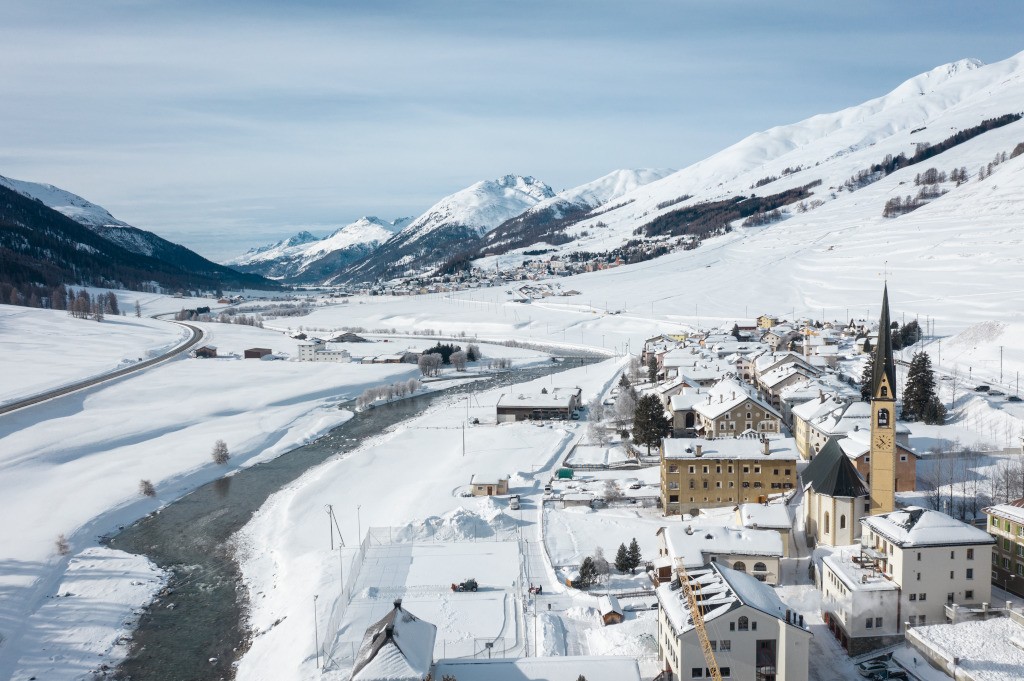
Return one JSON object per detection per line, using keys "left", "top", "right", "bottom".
{"left": 869, "top": 285, "right": 897, "bottom": 515}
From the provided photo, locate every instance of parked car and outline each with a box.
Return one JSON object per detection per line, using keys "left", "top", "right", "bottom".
{"left": 989, "top": 390, "right": 1005, "bottom": 396}
{"left": 975, "top": 384, "right": 991, "bottom": 392}
{"left": 628, "top": 481, "right": 644, "bottom": 490}
{"left": 1008, "top": 395, "right": 1022, "bottom": 402}
{"left": 868, "top": 670, "right": 907, "bottom": 681}
{"left": 509, "top": 494, "right": 520, "bottom": 510}
{"left": 857, "top": 660, "right": 890, "bottom": 677}
{"left": 543, "top": 483, "right": 552, "bottom": 493}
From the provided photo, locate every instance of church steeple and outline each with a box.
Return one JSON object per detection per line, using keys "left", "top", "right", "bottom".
{"left": 869, "top": 284, "right": 897, "bottom": 515}
{"left": 872, "top": 284, "right": 897, "bottom": 400}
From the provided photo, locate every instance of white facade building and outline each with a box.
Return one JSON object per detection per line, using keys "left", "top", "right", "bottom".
{"left": 820, "top": 507, "right": 996, "bottom": 654}
{"left": 297, "top": 340, "right": 352, "bottom": 363}
{"left": 657, "top": 562, "right": 811, "bottom": 681}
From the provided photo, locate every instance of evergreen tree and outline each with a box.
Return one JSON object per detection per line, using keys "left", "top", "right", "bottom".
{"left": 577, "top": 557, "right": 598, "bottom": 588}
{"left": 212, "top": 439, "right": 230, "bottom": 464}
{"left": 632, "top": 394, "right": 670, "bottom": 455}
{"left": 923, "top": 395, "right": 947, "bottom": 425}
{"left": 626, "top": 538, "right": 642, "bottom": 573}
{"left": 614, "top": 543, "right": 630, "bottom": 573}
{"left": 860, "top": 355, "right": 875, "bottom": 402}
{"left": 618, "top": 373, "right": 631, "bottom": 389}
{"left": 901, "top": 320, "right": 921, "bottom": 347}
{"left": 646, "top": 355, "right": 659, "bottom": 383}
{"left": 902, "top": 351, "right": 937, "bottom": 421}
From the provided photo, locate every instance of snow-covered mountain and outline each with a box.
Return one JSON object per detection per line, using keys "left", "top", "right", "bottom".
{"left": 0, "top": 173, "right": 273, "bottom": 288}
{"left": 336, "top": 175, "right": 556, "bottom": 283}
{"left": 478, "top": 168, "right": 674, "bottom": 256}
{"left": 228, "top": 216, "right": 411, "bottom": 282}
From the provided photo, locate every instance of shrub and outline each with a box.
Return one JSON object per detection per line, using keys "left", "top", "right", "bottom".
{"left": 139, "top": 479, "right": 156, "bottom": 497}
{"left": 56, "top": 533, "right": 70, "bottom": 556}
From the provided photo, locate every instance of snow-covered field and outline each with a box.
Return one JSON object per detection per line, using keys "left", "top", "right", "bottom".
{"left": 0, "top": 305, "right": 186, "bottom": 404}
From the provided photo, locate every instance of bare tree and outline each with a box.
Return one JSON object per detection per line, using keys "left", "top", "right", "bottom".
{"left": 211, "top": 439, "right": 230, "bottom": 465}
{"left": 587, "top": 397, "right": 605, "bottom": 422}
{"left": 139, "top": 479, "right": 156, "bottom": 497}
{"left": 55, "top": 533, "right": 70, "bottom": 556}
{"left": 450, "top": 350, "right": 468, "bottom": 372}
{"left": 135, "top": 300, "right": 142, "bottom": 317}
{"left": 615, "top": 390, "right": 636, "bottom": 424}
{"left": 418, "top": 353, "right": 442, "bottom": 377}
{"left": 588, "top": 420, "right": 609, "bottom": 447}
{"left": 406, "top": 378, "right": 422, "bottom": 393}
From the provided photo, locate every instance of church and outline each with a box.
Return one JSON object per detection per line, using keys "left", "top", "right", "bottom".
{"left": 803, "top": 285, "right": 907, "bottom": 546}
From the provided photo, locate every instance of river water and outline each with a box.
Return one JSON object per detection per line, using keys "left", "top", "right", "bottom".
{"left": 108, "top": 355, "right": 601, "bottom": 681}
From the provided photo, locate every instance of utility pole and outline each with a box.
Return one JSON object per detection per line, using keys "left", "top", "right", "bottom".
{"left": 1000, "top": 346, "right": 1004, "bottom": 383}
{"left": 313, "top": 594, "right": 320, "bottom": 669}
{"left": 326, "top": 504, "right": 334, "bottom": 550}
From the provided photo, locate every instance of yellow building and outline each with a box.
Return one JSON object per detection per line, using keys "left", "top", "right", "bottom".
{"left": 660, "top": 436, "right": 798, "bottom": 516}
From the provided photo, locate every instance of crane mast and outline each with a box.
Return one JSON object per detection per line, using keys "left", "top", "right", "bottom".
{"left": 677, "top": 564, "right": 722, "bottom": 681}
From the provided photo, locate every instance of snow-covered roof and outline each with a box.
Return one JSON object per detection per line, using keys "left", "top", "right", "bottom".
{"left": 351, "top": 600, "right": 436, "bottom": 681}
{"left": 657, "top": 562, "right": 807, "bottom": 637}
{"left": 984, "top": 498, "right": 1024, "bottom": 524}
{"left": 658, "top": 523, "right": 784, "bottom": 568}
{"left": 597, "top": 595, "right": 623, "bottom": 616}
{"left": 861, "top": 507, "right": 996, "bottom": 548}
{"left": 469, "top": 472, "right": 508, "bottom": 485}
{"left": 496, "top": 387, "right": 580, "bottom": 409}
{"left": 669, "top": 389, "right": 706, "bottom": 411}
{"left": 911, "top": 616, "right": 1024, "bottom": 681}
{"left": 738, "top": 503, "right": 792, "bottom": 530}
{"left": 759, "top": 364, "right": 815, "bottom": 390}
{"left": 840, "top": 428, "right": 918, "bottom": 459}
{"left": 432, "top": 656, "right": 642, "bottom": 681}
{"left": 822, "top": 547, "right": 900, "bottom": 593}
{"left": 662, "top": 436, "right": 798, "bottom": 461}
{"left": 692, "top": 377, "right": 780, "bottom": 420}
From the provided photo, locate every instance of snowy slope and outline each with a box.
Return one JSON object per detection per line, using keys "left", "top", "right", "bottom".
{"left": 0, "top": 174, "right": 130, "bottom": 232}
{"left": 512, "top": 53, "right": 1024, "bottom": 258}
{"left": 226, "top": 217, "right": 410, "bottom": 282}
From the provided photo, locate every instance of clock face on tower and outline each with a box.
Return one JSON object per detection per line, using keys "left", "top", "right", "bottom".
{"left": 874, "top": 433, "right": 893, "bottom": 450}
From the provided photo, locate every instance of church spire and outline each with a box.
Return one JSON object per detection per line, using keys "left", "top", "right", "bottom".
{"left": 872, "top": 284, "right": 896, "bottom": 400}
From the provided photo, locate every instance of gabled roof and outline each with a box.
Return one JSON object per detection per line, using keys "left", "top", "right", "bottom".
{"left": 801, "top": 438, "right": 868, "bottom": 498}
{"left": 984, "top": 497, "right": 1024, "bottom": 524}
{"left": 351, "top": 599, "right": 436, "bottom": 681}
{"left": 862, "top": 507, "right": 996, "bottom": 548}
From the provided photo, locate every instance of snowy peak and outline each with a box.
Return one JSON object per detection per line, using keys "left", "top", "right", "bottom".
{"left": 0, "top": 174, "right": 128, "bottom": 230}
{"left": 400, "top": 174, "right": 555, "bottom": 242}
{"left": 538, "top": 168, "right": 675, "bottom": 214}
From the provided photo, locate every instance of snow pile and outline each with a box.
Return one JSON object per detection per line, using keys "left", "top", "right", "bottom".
{"left": 392, "top": 502, "right": 521, "bottom": 542}
{"left": 537, "top": 612, "right": 568, "bottom": 656}
{"left": 585, "top": 612, "right": 659, "bottom": 658}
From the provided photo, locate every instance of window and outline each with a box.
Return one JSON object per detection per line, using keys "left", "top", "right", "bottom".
{"left": 743, "top": 466, "right": 750, "bottom": 474}
{"left": 730, "top": 422, "right": 736, "bottom": 430}
{"left": 947, "top": 593, "right": 955, "bottom": 604}
{"left": 754, "top": 482, "right": 762, "bottom": 488}
{"left": 669, "top": 494, "right": 679, "bottom": 503}
{"left": 742, "top": 482, "right": 750, "bottom": 488}
{"left": 773, "top": 469, "right": 779, "bottom": 476}
{"left": 754, "top": 466, "right": 761, "bottom": 474}
{"left": 720, "top": 667, "right": 731, "bottom": 678}
{"left": 1017, "top": 546, "right": 1023, "bottom": 558}
{"left": 917, "top": 552, "right": 922, "bottom": 561}
{"left": 865, "top": 618, "right": 873, "bottom": 629}
{"left": 668, "top": 465, "right": 679, "bottom": 473}
{"left": 865, "top": 502, "right": 871, "bottom": 512}
{"left": 909, "top": 593, "right": 917, "bottom": 601}
{"left": 967, "top": 568, "right": 974, "bottom": 579}
{"left": 920, "top": 593, "right": 927, "bottom": 601}
{"left": 1004, "top": 558, "right": 1011, "bottom": 569}
{"left": 703, "top": 465, "right": 709, "bottom": 474}
{"left": 728, "top": 465, "right": 734, "bottom": 474}
{"left": 950, "top": 551, "right": 955, "bottom": 559}
{"left": 703, "top": 481, "right": 708, "bottom": 489}
{"left": 738, "top": 616, "right": 748, "bottom": 631}
{"left": 669, "top": 482, "right": 680, "bottom": 490}
{"left": 729, "top": 622, "right": 735, "bottom": 631}
{"left": 840, "top": 515, "right": 847, "bottom": 530}
{"left": 877, "top": 408, "right": 890, "bottom": 427}
{"left": 719, "top": 640, "right": 731, "bottom": 651}
{"left": 965, "top": 590, "right": 974, "bottom": 600}
{"left": 900, "top": 454, "right": 908, "bottom": 462}
{"left": 716, "top": 466, "right": 722, "bottom": 474}
{"left": 689, "top": 480, "right": 696, "bottom": 489}
{"left": 751, "top": 621, "right": 757, "bottom": 630}
{"left": 710, "top": 640, "right": 717, "bottom": 651}
{"left": 920, "top": 615, "right": 926, "bottom": 624}
{"left": 716, "top": 481, "right": 722, "bottom": 488}
{"left": 908, "top": 615, "right": 917, "bottom": 625}
{"left": 950, "top": 571, "right": 954, "bottom": 580}
{"left": 1017, "top": 564, "right": 1024, "bottom": 576}
{"left": 691, "top": 668, "right": 702, "bottom": 679}
{"left": 689, "top": 466, "right": 696, "bottom": 474}
{"left": 784, "top": 469, "right": 791, "bottom": 475}
{"left": 916, "top": 573, "right": 921, "bottom": 581}
{"left": 824, "top": 512, "right": 831, "bottom": 534}
{"left": 729, "top": 482, "right": 735, "bottom": 488}
{"left": 876, "top": 617, "right": 883, "bottom": 628}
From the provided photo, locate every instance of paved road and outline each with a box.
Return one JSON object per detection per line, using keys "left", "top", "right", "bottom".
{"left": 0, "top": 319, "right": 204, "bottom": 416}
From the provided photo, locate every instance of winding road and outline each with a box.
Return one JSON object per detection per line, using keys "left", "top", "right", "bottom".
{"left": 0, "top": 319, "right": 204, "bottom": 416}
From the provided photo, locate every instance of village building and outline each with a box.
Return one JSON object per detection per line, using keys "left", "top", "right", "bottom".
{"left": 350, "top": 599, "right": 435, "bottom": 681}
{"left": 243, "top": 347, "right": 272, "bottom": 359}
{"left": 737, "top": 502, "right": 793, "bottom": 557}
{"left": 432, "top": 656, "right": 642, "bottom": 681}
{"left": 657, "top": 562, "right": 811, "bottom": 681}
{"left": 655, "top": 522, "right": 785, "bottom": 585}
{"left": 297, "top": 340, "right": 352, "bottom": 363}
{"left": 905, "top": 614, "right": 1024, "bottom": 681}
{"left": 801, "top": 400, "right": 912, "bottom": 462}
{"left": 659, "top": 435, "right": 799, "bottom": 516}
{"left": 668, "top": 388, "right": 705, "bottom": 437}
{"left": 495, "top": 387, "right": 582, "bottom": 422}
{"left": 691, "top": 377, "right": 782, "bottom": 438}
{"left": 192, "top": 345, "right": 217, "bottom": 358}
{"left": 757, "top": 314, "right": 781, "bottom": 329}
{"left": 838, "top": 427, "right": 918, "bottom": 493}
{"left": 779, "top": 377, "right": 859, "bottom": 431}
{"left": 597, "top": 595, "right": 624, "bottom": 625}
{"left": 819, "top": 507, "right": 995, "bottom": 654}
{"left": 469, "top": 473, "right": 509, "bottom": 496}
{"left": 984, "top": 497, "right": 1024, "bottom": 598}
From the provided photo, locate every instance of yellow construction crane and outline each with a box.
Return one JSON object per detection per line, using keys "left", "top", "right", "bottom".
{"left": 677, "top": 564, "right": 723, "bottom": 681}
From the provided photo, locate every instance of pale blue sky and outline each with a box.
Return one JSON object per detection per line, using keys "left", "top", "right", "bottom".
{"left": 2, "top": 1, "right": 1023, "bottom": 259}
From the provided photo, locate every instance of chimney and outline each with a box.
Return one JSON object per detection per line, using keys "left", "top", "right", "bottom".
{"left": 384, "top": 623, "right": 395, "bottom": 639}
{"left": 819, "top": 390, "right": 825, "bottom": 403}
{"left": 719, "top": 394, "right": 724, "bottom": 403}
{"left": 785, "top": 609, "right": 791, "bottom": 623}
{"left": 393, "top": 598, "right": 403, "bottom": 609}
{"left": 695, "top": 444, "right": 703, "bottom": 457}
{"left": 762, "top": 438, "right": 771, "bottom": 456}
{"left": 731, "top": 391, "right": 736, "bottom": 400}
{"left": 685, "top": 525, "right": 694, "bottom": 535}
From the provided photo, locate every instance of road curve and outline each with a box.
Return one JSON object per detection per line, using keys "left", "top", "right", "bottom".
{"left": 0, "top": 319, "right": 204, "bottom": 416}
